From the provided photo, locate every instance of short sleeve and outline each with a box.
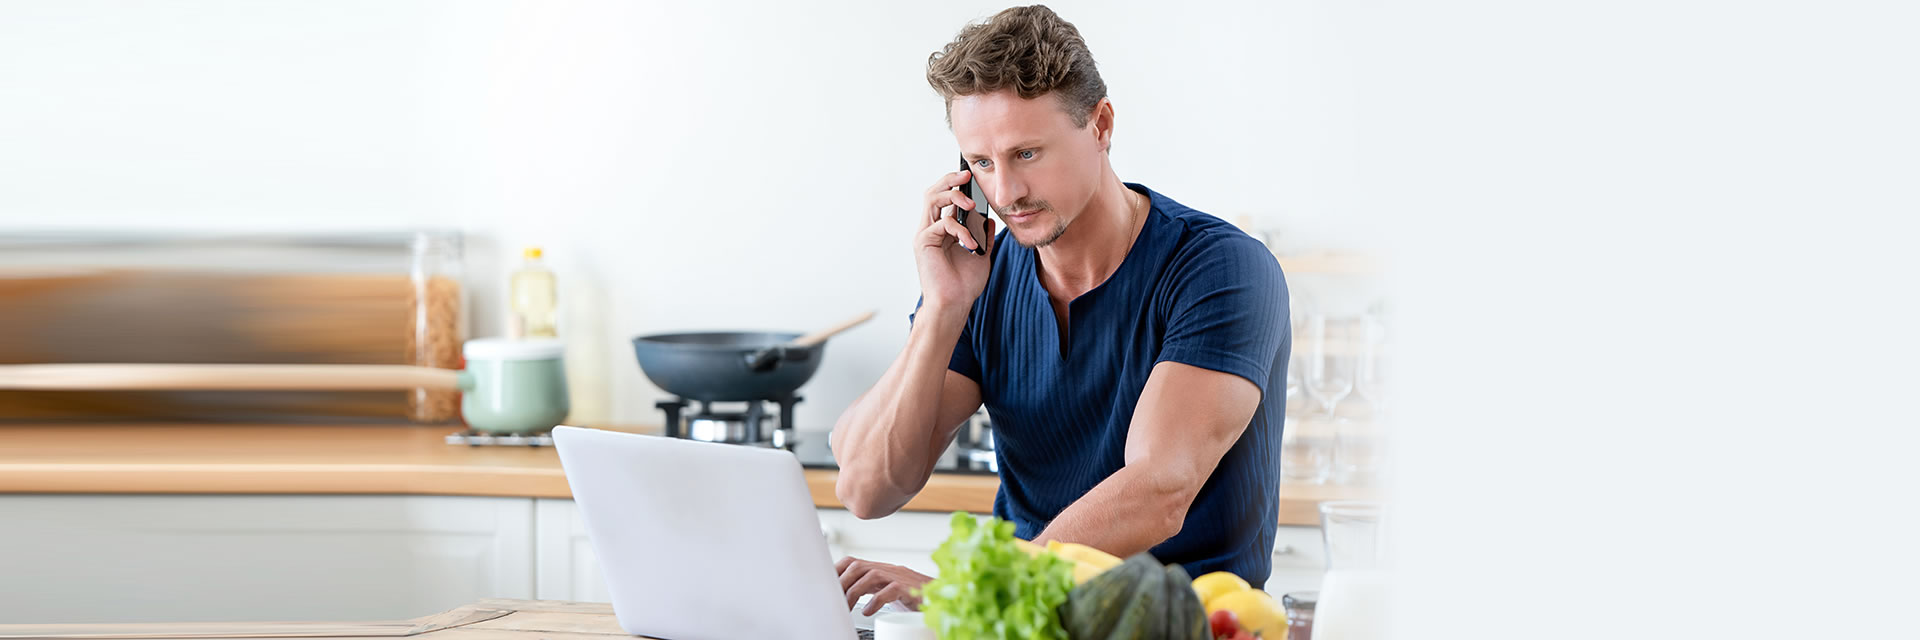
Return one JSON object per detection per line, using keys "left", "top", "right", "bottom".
{"left": 1154, "top": 236, "right": 1290, "bottom": 394}
{"left": 909, "top": 296, "right": 983, "bottom": 385}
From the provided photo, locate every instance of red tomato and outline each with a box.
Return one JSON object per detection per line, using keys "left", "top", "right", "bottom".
{"left": 1209, "top": 609, "right": 1243, "bottom": 638}
{"left": 1230, "top": 631, "right": 1254, "bottom": 640}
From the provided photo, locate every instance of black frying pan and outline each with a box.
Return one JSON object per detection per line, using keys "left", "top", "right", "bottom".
{"left": 629, "top": 312, "right": 873, "bottom": 401}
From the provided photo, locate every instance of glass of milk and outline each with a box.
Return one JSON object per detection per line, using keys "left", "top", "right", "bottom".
{"left": 1315, "top": 501, "right": 1390, "bottom": 640}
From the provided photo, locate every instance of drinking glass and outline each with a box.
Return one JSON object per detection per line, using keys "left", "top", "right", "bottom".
{"left": 1304, "top": 314, "right": 1356, "bottom": 419}
{"left": 1316, "top": 501, "right": 1390, "bottom": 640}
{"left": 1353, "top": 311, "right": 1388, "bottom": 411}
{"left": 1280, "top": 414, "right": 1330, "bottom": 485}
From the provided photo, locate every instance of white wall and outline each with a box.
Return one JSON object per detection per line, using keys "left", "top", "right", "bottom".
{"left": 0, "top": 0, "right": 1370, "bottom": 429}
{"left": 8, "top": 1, "right": 1917, "bottom": 636}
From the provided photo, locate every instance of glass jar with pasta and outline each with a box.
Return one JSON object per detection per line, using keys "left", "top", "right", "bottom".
{"left": 406, "top": 231, "right": 467, "bottom": 423}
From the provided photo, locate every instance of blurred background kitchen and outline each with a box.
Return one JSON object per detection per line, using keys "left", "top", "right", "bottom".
{"left": 0, "top": 0, "right": 1385, "bottom": 437}
{"left": 0, "top": 0, "right": 1392, "bottom": 627}
{"left": 11, "top": 0, "right": 1908, "bottom": 637}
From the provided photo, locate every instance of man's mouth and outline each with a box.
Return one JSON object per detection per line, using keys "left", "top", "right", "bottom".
{"left": 1002, "top": 209, "right": 1040, "bottom": 222}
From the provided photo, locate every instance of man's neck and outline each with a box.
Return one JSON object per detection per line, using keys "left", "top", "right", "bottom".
{"left": 1035, "top": 177, "right": 1147, "bottom": 299}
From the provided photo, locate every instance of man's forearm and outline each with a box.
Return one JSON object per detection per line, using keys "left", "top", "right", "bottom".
{"left": 830, "top": 303, "right": 969, "bottom": 517}
{"left": 1032, "top": 464, "right": 1194, "bottom": 557}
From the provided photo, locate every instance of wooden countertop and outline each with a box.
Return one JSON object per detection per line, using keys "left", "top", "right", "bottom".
{"left": 0, "top": 423, "right": 1374, "bottom": 525}
{"left": 0, "top": 599, "right": 628, "bottom": 640}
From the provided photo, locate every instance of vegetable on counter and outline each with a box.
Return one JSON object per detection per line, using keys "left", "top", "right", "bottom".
{"left": 919, "top": 512, "right": 1270, "bottom": 640}
{"left": 1059, "top": 553, "right": 1210, "bottom": 640}
{"left": 917, "top": 512, "right": 1076, "bottom": 640}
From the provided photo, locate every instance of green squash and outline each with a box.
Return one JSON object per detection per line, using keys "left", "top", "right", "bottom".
{"left": 1160, "top": 563, "right": 1210, "bottom": 640}
{"left": 1060, "top": 553, "right": 1211, "bottom": 640}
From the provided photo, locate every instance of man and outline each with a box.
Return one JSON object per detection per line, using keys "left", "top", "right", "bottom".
{"left": 830, "top": 5, "right": 1290, "bottom": 615}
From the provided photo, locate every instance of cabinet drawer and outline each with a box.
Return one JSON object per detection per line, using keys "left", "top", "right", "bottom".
{"left": 1269, "top": 525, "right": 1326, "bottom": 573}
{"left": 0, "top": 494, "right": 534, "bottom": 624}
{"left": 817, "top": 509, "right": 978, "bottom": 553}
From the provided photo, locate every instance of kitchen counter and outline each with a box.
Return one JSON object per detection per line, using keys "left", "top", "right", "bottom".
{"left": 0, "top": 599, "right": 629, "bottom": 639}
{"left": 0, "top": 423, "right": 1374, "bottom": 525}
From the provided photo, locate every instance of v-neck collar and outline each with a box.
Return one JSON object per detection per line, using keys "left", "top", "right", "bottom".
{"left": 1026, "top": 183, "right": 1162, "bottom": 360}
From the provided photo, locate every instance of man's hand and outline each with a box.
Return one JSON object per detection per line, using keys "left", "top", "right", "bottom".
{"left": 916, "top": 169, "right": 997, "bottom": 311}
{"left": 837, "top": 556, "right": 932, "bottom": 616}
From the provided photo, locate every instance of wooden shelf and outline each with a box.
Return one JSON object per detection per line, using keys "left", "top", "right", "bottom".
{"left": 1275, "top": 251, "right": 1385, "bottom": 276}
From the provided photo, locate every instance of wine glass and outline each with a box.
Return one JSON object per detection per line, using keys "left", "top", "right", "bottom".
{"left": 1279, "top": 344, "right": 1327, "bottom": 484}
{"left": 1303, "top": 313, "right": 1356, "bottom": 420}
{"left": 1339, "top": 309, "right": 1390, "bottom": 485}
{"left": 1284, "top": 339, "right": 1305, "bottom": 416}
{"left": 1353, "top": 310, "right": 1388, "bottom": 412}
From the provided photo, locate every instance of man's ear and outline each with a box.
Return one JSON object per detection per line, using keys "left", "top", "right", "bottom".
{"left": 1090, "top": 98, "right": 1116, "bottom": 153}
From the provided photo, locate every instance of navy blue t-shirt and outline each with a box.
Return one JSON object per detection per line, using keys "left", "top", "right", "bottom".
{"left": 912, "top": 183, "right": 1290, "bottom": 586}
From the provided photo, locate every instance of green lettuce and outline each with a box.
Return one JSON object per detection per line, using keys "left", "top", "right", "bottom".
{"left": 916, "top": 511, "right": 1075, "bottom": 640}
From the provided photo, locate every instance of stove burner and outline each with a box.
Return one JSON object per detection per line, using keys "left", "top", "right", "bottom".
{"left": 657, "top": 395, "right": 800, "bottom": 448}
{"left": 444, "top": 430, "right": 555, "bottom": 447}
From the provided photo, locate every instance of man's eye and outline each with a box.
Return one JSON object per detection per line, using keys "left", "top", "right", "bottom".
{"left": 974, "top": 158, "right": 993, "bottom": 169}
{"left": 1018, "top": 150, "right": 1036, "bottom": 160}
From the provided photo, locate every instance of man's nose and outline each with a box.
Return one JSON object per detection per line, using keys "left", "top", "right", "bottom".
{"left": 987, "top": 171, "right": 1028, "bottom": 212}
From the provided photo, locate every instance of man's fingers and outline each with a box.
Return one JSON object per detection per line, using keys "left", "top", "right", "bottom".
{"left": 838, "top": 560, "right": 869, "bottom": 592}
{"left": 892, "top": 585, "right": 924, "bottom": 612}
{"left": 928, "top": 190, "right": 973, "bottom": 225}
{"left": 918, "top": 217, "right": 978, "bottom": 253}
{"left": 845, "top": 571, "right": 890, "bottom": 609}
{"left": 922, "top": 169, "right": 975, "bottom": 219}
{"left": 924, "top": 169, "right": 971, "bottom": 197}
{"left": 939, "top": 218, "right": 979, "bottom": 253}
{"left": 861, "top": 584, "right": 906, "bottom": 617}
{"left": 835, "top": 556, "right": 854, "bottom": 573}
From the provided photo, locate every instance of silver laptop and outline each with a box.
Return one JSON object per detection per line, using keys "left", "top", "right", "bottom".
{"left": 552, "top": 426, "right": 871, "bottom": 640}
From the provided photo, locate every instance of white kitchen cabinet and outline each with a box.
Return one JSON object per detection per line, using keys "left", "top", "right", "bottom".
{"left": 0, "top": 494, "right": 534, "bottom": 624}
{"left": 818, "top": 509, "right": 981, "bottom": 578}
{"left": 532, "top": 498, "right": 610, "bottom": 602}
{"left": 1266, "top": 525, "right": 1327, "bottom": 595}
{"left": 0, "top": 494, "right": 1325, "bottom": 625}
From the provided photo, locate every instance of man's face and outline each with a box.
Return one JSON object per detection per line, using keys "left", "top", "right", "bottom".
{"left": 951, "top": 90, "right": 1106, "bottom": 248}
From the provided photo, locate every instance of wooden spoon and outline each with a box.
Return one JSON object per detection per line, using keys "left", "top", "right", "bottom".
{"left": 744, "top": 310, "right": 877, "bottom": 371}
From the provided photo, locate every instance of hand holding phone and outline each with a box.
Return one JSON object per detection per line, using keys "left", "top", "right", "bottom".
{"left": 955, "top": 156, "right": 989, "bottom": 255}
{"left": 914, "top": 161, "right": 996, "bottom": 311}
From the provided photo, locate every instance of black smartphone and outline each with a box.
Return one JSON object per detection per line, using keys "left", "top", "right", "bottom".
{"left": 957, "top": 155, "right": 989, "bottom": 255}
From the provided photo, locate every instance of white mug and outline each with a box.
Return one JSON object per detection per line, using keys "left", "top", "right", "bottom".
{"left": 873, "top": 611, "right": 934, "bottom": 640}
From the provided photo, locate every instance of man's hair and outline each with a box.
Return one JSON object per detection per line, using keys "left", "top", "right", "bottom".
{"left": 926, "top": 5, "right": 1107, "bottom": 129}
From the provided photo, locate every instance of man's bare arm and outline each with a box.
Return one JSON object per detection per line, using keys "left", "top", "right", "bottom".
{"left": 829, "top": 304, "right": 984, "bottom": 518}
{"left": 1031, "top": 361, "right": 1262, "bottom": 554}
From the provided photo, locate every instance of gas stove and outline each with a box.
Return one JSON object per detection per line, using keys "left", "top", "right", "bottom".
{"left": 648, "top": 395, "right": 997, "bottom": 475}
{"left": 655, "top": 395, "right": 798, "bottom": 448}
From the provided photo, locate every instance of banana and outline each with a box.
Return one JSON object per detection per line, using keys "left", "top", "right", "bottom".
{"left": 1013, "top": 538, "right": 1125, "bottom": 584}
{"left": 1013, "top": 538, "right": 1047, "bottom": 558}
{"left": 1042, "top": 540, "right": 1125, "bottom": 584}
{"left": 1048, "top": 540, "right": 1124, "bottom": 570}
